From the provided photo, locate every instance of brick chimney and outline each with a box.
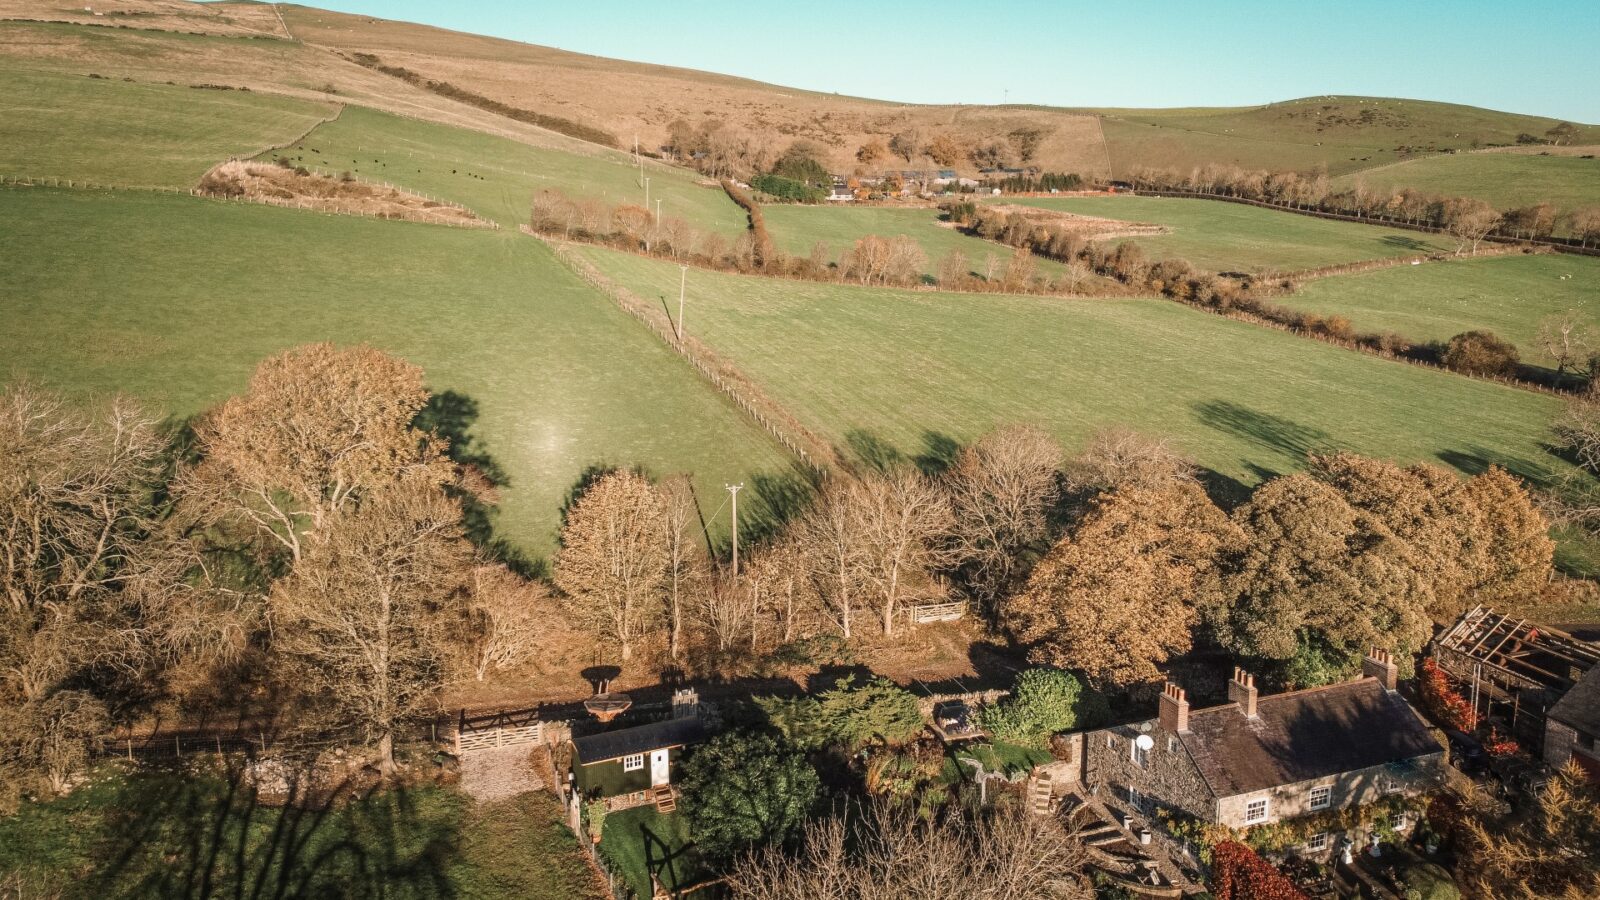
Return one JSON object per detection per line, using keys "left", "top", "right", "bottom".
{"left": 1362, "top": 648, "right": 1398, "bottom": 691}
{"left": 1228, "top": 667, "right": 1259, "bottom": 719}
{"left": 1159, "top": 683, "right": 1189, "bottom": 734}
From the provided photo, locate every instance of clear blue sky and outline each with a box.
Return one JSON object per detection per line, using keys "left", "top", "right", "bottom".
{"left": 303, "top": 1, "right": 1600, "bottom": 122}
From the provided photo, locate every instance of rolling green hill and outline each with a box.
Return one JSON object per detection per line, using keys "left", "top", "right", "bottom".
{"left": 0, "top": 187, "right": 793, "bottom": 559}
{"left": 1333, "top": 151, "right": 1600, "bottom": 219}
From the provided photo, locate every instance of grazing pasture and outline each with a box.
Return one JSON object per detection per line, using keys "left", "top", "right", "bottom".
{"left": 1283, "top": 253, "right": 1600, "bottom": 367}
{"left": 576, "top": 244, "right": 1567, "bottom": 496}
{"left": 760, "top": 204, "right": 1072, "bottom": 280}
{"left": 265, "top": 105, "right": 748, "bottom": 231}
{"left": 1333, "top": 152, "right": 1600, "bottom": 223}
{"left": 1008, "top": 195, "right": 1454, "bottom": 273}
{"left": 0, "top": 188, "right": 791, "bottom": 558}
{"left": 0, "top": 65, "right": 334, "bottom": 187}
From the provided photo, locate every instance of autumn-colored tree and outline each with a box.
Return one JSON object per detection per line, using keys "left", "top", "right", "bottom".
{"left": 1418, "top": 657, "right": 1476, "bottom": 731}
{"left": 181, "top": 343, "right": 454, "bottom": 566}
{"left": 943, "top": 425, "right": 1063, "bottom": 609}
{"left": 1442, "top": 329, "right": 1520, "bottom": 377}
{"left": 1002, "top": 247, "right": 1036, "bottom": 290}
{"left": 1459, "top": 465, "right": 1553, "bottom": 603}
{"left": 888, "top": 130, "right": 920, "bottom": 164}
{"left": 1571, "top": 206, "right": 1600, "bottom": 249}
{"left": 1210, "top": 841, "right": 1308, "bottom": 900}
{"left": 884, "top": 234, "right": 928, "bottom": 286}
{"left": 455, "top": 563, "right": 554, "bottom": 681}
{"left": 1214, "top": 474, "right": 1431, "bottom": 664}
{"left": 936, "top": 248, "right": 970, "bottom": 288}
{"left": 793, "top": 477, "right": 873, "bottom": 639}
{"left": 554, "top": 470, "right": 669, "bottom": 661}
{"left": 741, "top": 539, "right": 812, "bottom": 647}
{"left": 925, "top": 133, "right": 964, "bottom": 168}
{"left": 269, "top": 481, "right": 470, "bottom": 774}
{"left": 1006, "top": 482, "right": 1237, "bottom": 688}
{"left": 1454, "top": 761, "right": 1600, "bottom": 899}
{"left": 843, "top": 234, "right": 893, "bottom": 285}
{"left": 856, "top": 139, "right": 888, "bottom": 165}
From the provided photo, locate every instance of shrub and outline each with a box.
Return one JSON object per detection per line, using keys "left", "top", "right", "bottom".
{"left": 1210, "top": 840, "right": 1308, "bottom": 900}
{"left": 1442, "top": 330, "right": 1519, "bottom": 377}
{"left": 680, "top": 730, "right": 818, "bottom": 860}
{"left": 751, "top": 173, "right": 826, "bottom": 204}
{"left": 1419, "top": 658, "right": 1476, "bottom": 732}
{"left": 756, "top": 675, "right": 923, "bottom": 752}
{"left": 977, "top": 668, "right": 1084, "bottom": 747}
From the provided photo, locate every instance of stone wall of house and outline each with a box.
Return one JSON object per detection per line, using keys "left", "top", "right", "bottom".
{"left": 1084, "top": 719, "right": 1214, "bottom": 822}
{"left": 1214, "top": 752, "right": 1447, "bottom": 830}
{"left": 1545, "top": 719, "right": 1579, "bottom": 769}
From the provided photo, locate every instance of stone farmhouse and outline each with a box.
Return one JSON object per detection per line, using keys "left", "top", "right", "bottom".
{"left": 1070, "top": 650, "right": 1445, "bottom": 853}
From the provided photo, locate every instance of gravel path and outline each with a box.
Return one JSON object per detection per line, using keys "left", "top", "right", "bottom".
{"left": 460, "top": 744, "right": 546, "bottom": 802}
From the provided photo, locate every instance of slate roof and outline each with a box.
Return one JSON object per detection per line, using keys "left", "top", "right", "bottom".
{"left": 571, "top": 717, "right": 709, "bottom": 765}
{"left": 1549, "top": 665, "right": 1600, "bottom": 738}
{"left": 1178, "top": 678, "right": 1442, "bottom": 798}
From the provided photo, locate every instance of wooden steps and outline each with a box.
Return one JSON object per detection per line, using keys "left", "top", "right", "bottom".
{"left": 651, "top": 785, "right": 677, "bottom": 813}
{"left": 1030, "top": 771, "right": 1054, "bottom": 816}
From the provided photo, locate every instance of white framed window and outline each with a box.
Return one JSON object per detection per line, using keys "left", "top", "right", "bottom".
{"left": 1308, "top": 785, "right": 1332, "bottom": 811}
{"left": 1390, "top": 812, "right": 1407, "bottom": 830}
{"left": 1167, "top": 736, "right": 1177, "bottom": 753}
{"left": 1132, "top": 742, "right": 1148, "bottom": 769}
{"left": 1106, "top": 735, "right": 1116, "bottom": 749}
{"left": 622, "top": 753, "right": 645, "bottom": 772}
{"left": 1245, "top": 797, "right": 1270, "bottom": 824}
{"left": 1305, "top": 832, "right": 1329, "bottom": 852}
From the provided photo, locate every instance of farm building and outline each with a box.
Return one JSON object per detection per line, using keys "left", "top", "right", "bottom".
{"left": 1072, "top": 651, "right": 1444, "bottom": 857}
{"left": 569, "top": 716, "right": 709, "bottom": 810}
{"left": 1544, "top": 665, "right": 1600, "bottom": 779}
{"left": 1432, "top": 606, "right": 1600, "bottom": 756}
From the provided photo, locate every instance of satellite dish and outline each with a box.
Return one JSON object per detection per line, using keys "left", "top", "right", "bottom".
{"left": 1135, "top": 734, "right": 1155, "bottom": 751}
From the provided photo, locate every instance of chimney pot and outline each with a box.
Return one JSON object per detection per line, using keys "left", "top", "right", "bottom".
{"left": 1159, "top": 682, "right": 1189, "bottom": 733}
{"left": 1362, "top": 647, "right": 1398, "bottom": 691}
{"left": 1229, "top": 668, "right": 1259, "bottom": 718}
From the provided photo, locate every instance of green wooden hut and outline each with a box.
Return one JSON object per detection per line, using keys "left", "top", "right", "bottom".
{"left": 571, "top": 717, "right": 710, "bottom": 800}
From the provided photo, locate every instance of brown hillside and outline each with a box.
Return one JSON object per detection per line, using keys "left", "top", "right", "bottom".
{"left": 275, "top": 4, "right": 1112, "bottom": 178}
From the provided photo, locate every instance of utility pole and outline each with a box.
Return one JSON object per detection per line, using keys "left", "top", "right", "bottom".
{"left": 677, "top": 264, "right": 688, "bottom": 341}
{"left": 725, "top": 483, "right": 743, "bottom": 579}
{"left": 655, "top": 197, "right": 662, "bottom": 226}
{"left": 644, "top": 176, "right": 651, "bottom": 211}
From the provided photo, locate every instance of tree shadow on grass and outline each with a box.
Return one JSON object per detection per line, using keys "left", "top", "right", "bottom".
{"left": 1193, "top": 400, "right": 1337, "bottom": 470}
{"left": 841, "top": 428, "right": 906, "bottom": 475}
{"left": 83, "top": 754, "right": 455, "bottom": 900}
{"left": 638, "top": 819, "right": 697, "bottom": 894}
{"left": 1435, "top": 446, "right": 1554, "bottom": 484}
{"left": 1379, "top": 234, "right": 1438, "bottom": 252}
{"left": 416, "top": 389, "right": 543, "bottom": 577}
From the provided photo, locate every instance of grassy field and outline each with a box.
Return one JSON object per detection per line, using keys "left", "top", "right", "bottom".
{"left": 1008, "top": 195, "right": 1454, "bottom": 273}
{"left": 1334, "top": 152, "right": 1600, "bottom": 220}
{"left": 271, "top": 105, "right": 748, "bottom": 231}
{"left": 600, "top": 806, "right": 702, "bottom": 899}
{"left": 577, "top": 245, "right": 1569, "bottom": 498}
{"left": 0, "top": 768, "right": 603, "bottom": 899}
{"left": 1095, "top": 96, "right": 1600, "bottom": 178}
{"left": 761, "top": 204, "right": 1071, "bottom": 280}
{"left": 1282, "top": 253, "right": 1600, "bottom": 366}
{"left": 0, "top": 64, "right": 335, "bottom": 188}
{"left": 0, "top": 187, "right": 792, "bottom": 560}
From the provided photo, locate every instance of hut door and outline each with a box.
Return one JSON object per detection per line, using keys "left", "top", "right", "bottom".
{"left": 650, "top": 749, "right": 669, "bottom": 786}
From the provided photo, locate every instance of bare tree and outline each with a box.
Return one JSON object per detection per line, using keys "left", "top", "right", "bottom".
{"left": 456, "top": 563, "right": 553, "bottom": 681}
{"left": 743, "top": 539, "right": 810, "bottom": 647}
{"left": 1537, "top": 311, "right": 1594, "bottom": 377}
{"left": 728, "top": 801, "right": 1092, "bottom": 900}
{"left": 1441, "top": 197, "right": 1501, "bottom": 255}
{"left": 854, "top": 469, "right": 953, "bottom": 637}
{"left": 793, "top": 478, "right": 873, "bottom": 639}
{"left": 1064, "top": 426, "right": 1196, "bottom": 496}
{"left": 884, "top": 235, "right": 928, "bottom": 286}
{"left": 944, "top": 426, "right": 1063, "bottom": 609}
{"left": 268, "top": 481, "right": 470, "bottom": 775}
{"left": 554, "top": 470, "right": 669, "bottom": 661}
{"left": 661, "top": 475, "right": 707, "bottom": 659}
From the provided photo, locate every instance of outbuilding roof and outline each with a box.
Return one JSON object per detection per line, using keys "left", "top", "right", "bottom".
{"left": 1179, "top": 678, "right": 1441, "bottom": 798}
{"left": 571, "top": 717, "right": 709, "bottom": 765}
{"left": 1549, "top": 665, "right": 1600, "bottom": 738}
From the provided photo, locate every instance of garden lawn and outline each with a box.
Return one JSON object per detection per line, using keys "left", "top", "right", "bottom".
{"left": 0, "top": 64, "right": 335, "bottom": 188}
{"left": 600, "top": 806, "right": 703, "bottom": 899}
{"left": 269, "top": 105, "right": 748, "bottom": 231}
{"left": 0, "top": 188, "right": 792, "bottom": 560}
{"left": 1283, "top": 253, "right": 1600, "bottom": 368}
{"left": 1009, "top": 195, "right": 1454, "bottom": 274}
{"left": 578, "top": 245, "right": 1569, "bottom": 498}
{"left": 1333, "top": 152, "right": 1600, "bottom": 224}
{"left": 0, "top": 768, "right": 603, "bottom": 900}
{"left": 760, "top": 204, "right": 1071, "bottom": 280}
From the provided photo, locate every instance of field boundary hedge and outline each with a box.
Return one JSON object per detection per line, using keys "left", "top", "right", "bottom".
{"left": 534, "top": 230, "right": 836, "bottom": 470}
{"left": 1129, "top": 189, "right": 1600, "bottom": 258}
